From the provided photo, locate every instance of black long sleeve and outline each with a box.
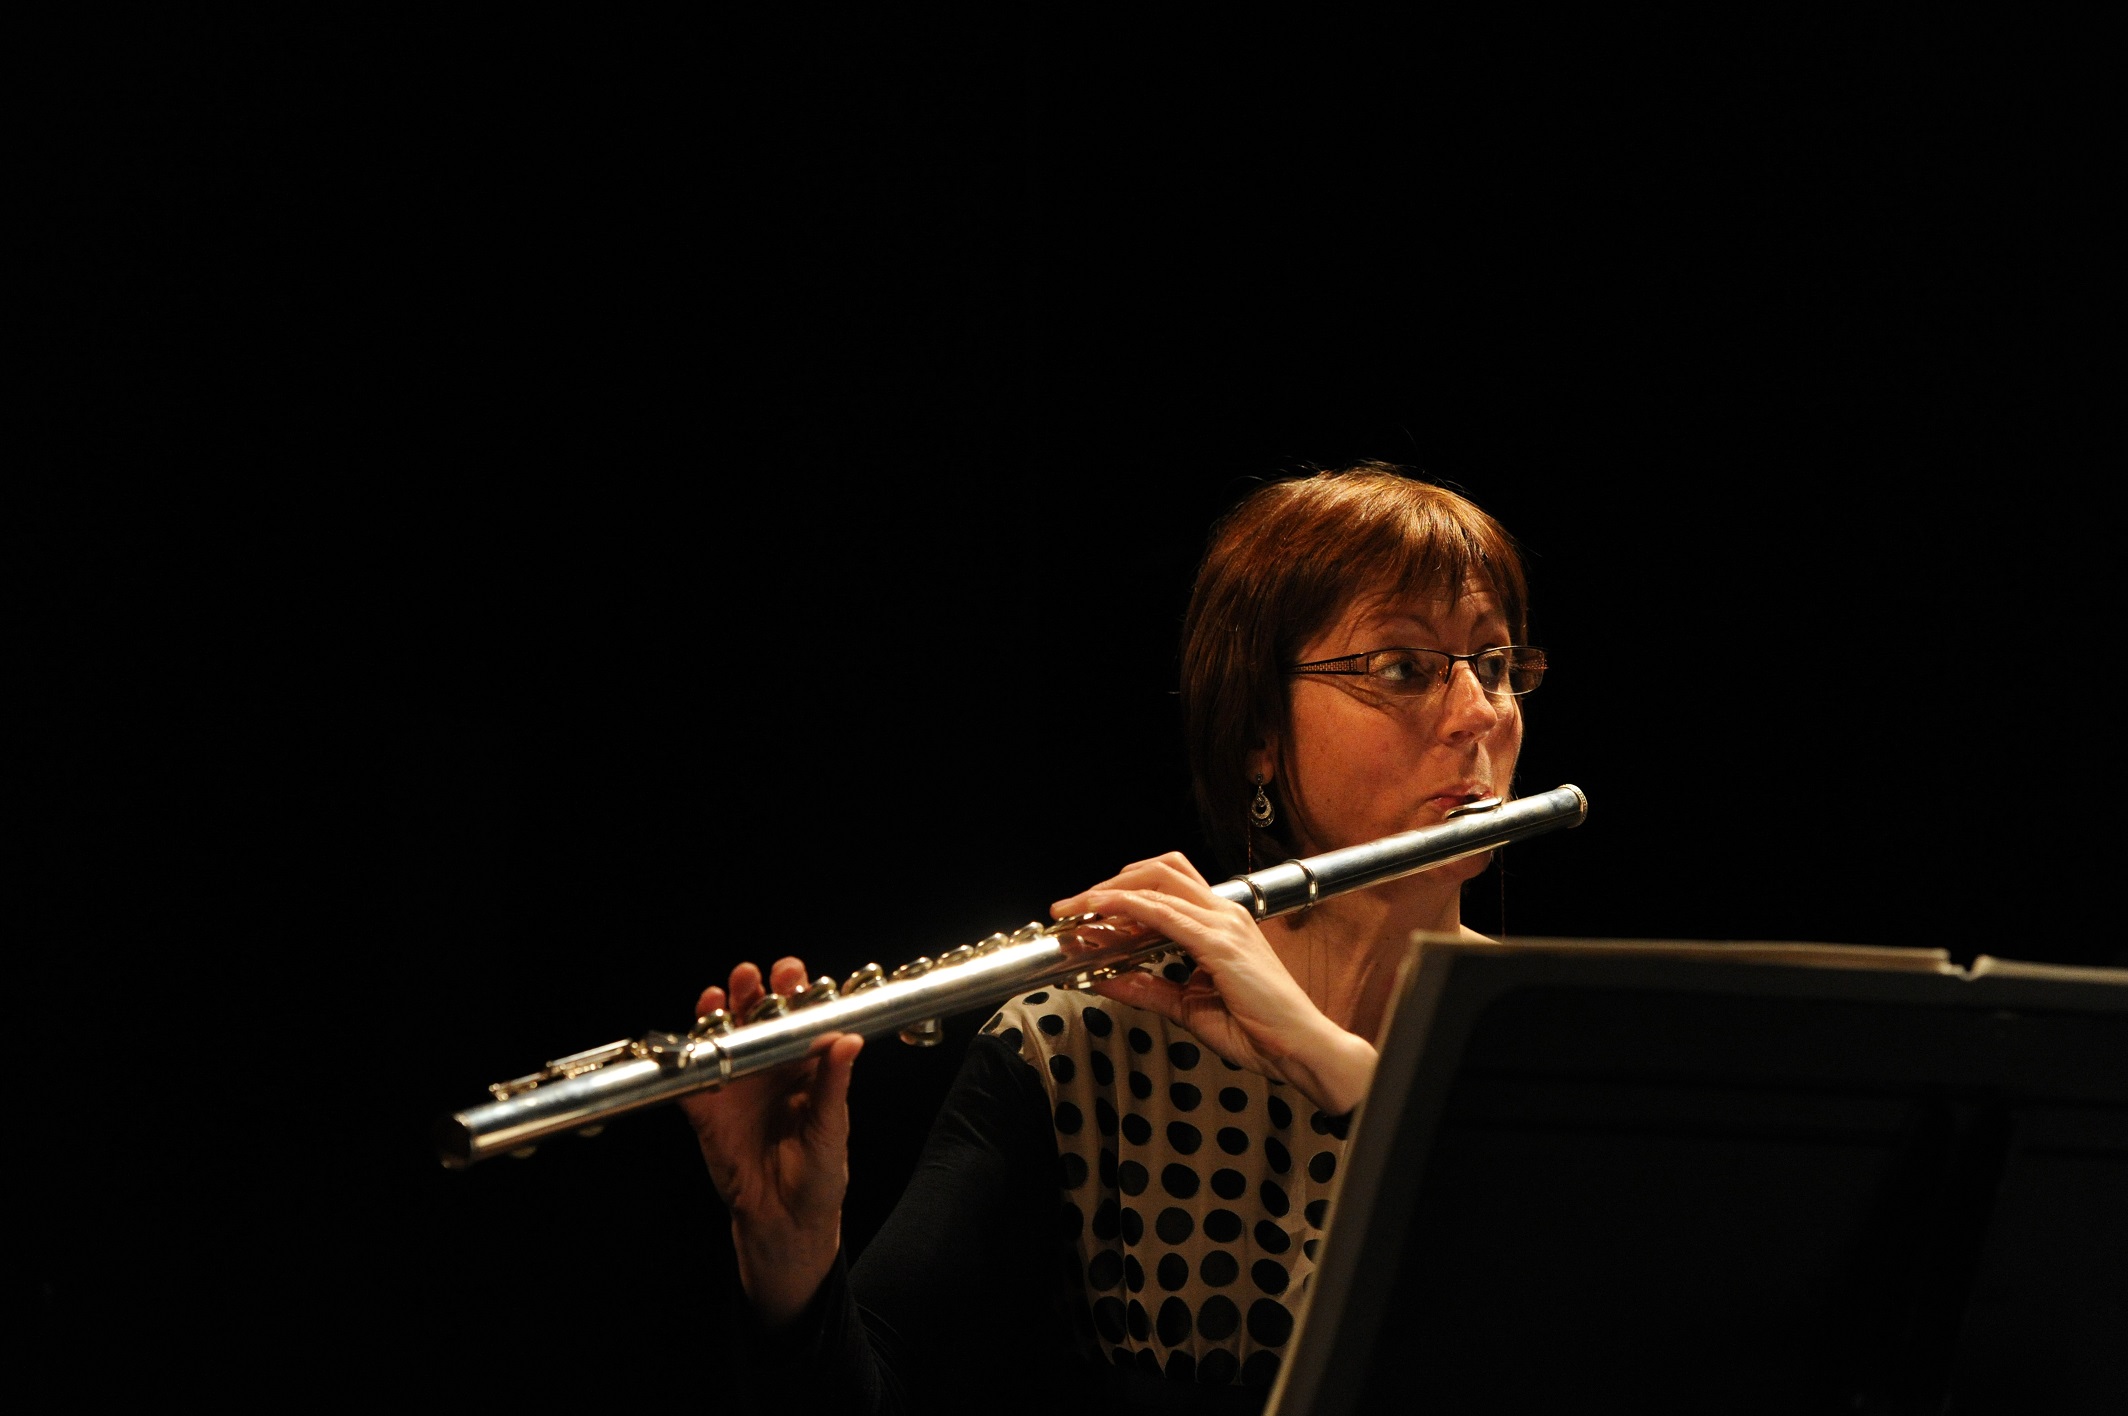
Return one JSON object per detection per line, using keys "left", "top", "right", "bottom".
{"left": 740, "top": 1033, "right": 1084, "bottom": 1413}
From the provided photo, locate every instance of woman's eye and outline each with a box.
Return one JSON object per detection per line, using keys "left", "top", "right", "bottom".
{"left": 1371, "top": 651, "right": 1436, "bottom": 688}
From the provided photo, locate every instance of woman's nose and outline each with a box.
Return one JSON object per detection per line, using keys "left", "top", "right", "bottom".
{"left": 1436, "top": 661, "right": 1504, "bottom": 741}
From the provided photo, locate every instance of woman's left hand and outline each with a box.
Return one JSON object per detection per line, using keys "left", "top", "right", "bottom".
{"left": 1051, "top": 853, "right": 1375, "bottom": 1115}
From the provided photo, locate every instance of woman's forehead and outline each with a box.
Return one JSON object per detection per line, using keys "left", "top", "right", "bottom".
{"left": 1338, "top": 581, "right": 1508, "bottom": 636}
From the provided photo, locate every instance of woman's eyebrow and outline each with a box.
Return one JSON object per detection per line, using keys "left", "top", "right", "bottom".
{"left": 1365, "top": 611, "right": 1511, "bottom": 643}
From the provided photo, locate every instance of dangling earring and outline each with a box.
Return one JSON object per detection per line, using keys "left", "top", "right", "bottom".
{"left": 1249, "top": 773, "right": 1276, "bottom": 829}
{"left": 1246, "top": 773, "right": 1275, "bottom": 872}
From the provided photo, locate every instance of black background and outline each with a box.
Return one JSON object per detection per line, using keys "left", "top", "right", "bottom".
{"left": 21, "top": 12, "right": 2115, "bottom": 1406}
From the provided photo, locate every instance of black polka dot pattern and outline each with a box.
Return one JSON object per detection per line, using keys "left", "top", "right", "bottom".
{"left": 985, "top": 953, "right": 1351, "bottom": 1390}
{"left": 1248, "top": 1299, "right": 1294, "bottom": 1346}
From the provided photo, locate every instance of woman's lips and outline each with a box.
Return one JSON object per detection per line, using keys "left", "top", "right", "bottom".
{"left": 1426, "top": 791, "right": 1486, "bottom": 813}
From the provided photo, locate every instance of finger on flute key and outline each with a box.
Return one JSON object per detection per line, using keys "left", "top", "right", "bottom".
{"left": 726, "top": 961, "right": 766, "bottom": 1019}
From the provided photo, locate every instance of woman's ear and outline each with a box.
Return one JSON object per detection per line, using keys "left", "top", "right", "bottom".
{"left": 1245, "top": 736, "right": 1278, "bottom": 786}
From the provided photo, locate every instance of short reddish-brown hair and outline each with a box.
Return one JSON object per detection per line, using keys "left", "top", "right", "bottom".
{"left": 1180, "top": 463, "right": 1531, "bottom": 874}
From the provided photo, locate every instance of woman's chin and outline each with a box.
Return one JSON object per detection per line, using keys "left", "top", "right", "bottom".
{"left": 1440, "top": 847, "right": 1497, "bottom": 888}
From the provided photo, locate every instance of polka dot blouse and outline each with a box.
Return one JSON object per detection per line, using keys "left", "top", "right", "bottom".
{"left": 980, "top": 956, "right": 1352, "bottom": 1393}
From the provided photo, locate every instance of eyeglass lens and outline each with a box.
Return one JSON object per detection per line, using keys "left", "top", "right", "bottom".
{"left": 1370, "top": 648, "right": 1543, "bottom": 696}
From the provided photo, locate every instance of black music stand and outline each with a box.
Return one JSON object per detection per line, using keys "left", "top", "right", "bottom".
{"left": 1268, "top": 938, "right": 2128, "bottom": 1415}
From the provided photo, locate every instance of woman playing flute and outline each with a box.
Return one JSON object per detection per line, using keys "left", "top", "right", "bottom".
{"left": 686, "top": 464, "right": 1547, "bottom": 1413}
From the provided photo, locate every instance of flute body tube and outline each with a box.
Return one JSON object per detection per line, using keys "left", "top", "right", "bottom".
{"left": 437, "top": 784, "right": 1588, "bottom": 1168}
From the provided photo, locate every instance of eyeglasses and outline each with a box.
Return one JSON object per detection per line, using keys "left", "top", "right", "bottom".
{"left": 1288, "top": 645, "right": 1548, "bottom": 699}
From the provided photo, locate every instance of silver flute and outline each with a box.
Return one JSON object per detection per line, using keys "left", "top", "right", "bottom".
{"left": 438, "top": 783, "right": 1588, "bottom": 1168}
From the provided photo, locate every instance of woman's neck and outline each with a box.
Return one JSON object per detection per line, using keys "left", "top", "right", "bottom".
{"left": 1264, "top": 874, "right": 1466, "bottom": 1045}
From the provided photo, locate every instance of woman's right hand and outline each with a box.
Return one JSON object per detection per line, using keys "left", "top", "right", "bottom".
{"left": 680, "top": 955, "right": 864, "bottom": 1328}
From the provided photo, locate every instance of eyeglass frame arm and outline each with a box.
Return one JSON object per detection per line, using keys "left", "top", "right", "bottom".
{"left": 1286, "top": 644, "right": 1547, "bottom": 695}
